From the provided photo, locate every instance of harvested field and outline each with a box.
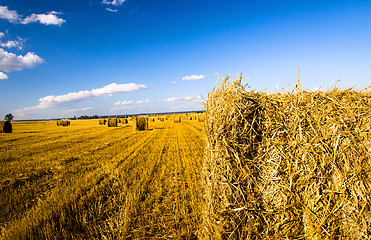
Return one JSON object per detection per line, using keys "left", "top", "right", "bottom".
{"left": 0, "top": 118, "right": 205, "bottom": 239}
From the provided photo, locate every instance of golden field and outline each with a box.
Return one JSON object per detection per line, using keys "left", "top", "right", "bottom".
{"left": 0, "top": 117, "right": 205, "bottom": 239}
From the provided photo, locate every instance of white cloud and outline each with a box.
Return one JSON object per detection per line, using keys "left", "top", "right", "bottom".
{"left": 64, "top": 107, "right": 93, "bottom": 114}
{"left": 22, "top": 11, "right": 65, "bottom": 26}
{"left": 0, "top": 48, "right": 44, "bottom": 72}
{"left": 164, "top": 96, "right": 193, "bottom": 102}
{"left": 182, "top": 74, "right": 205, "bottom": 81}
{"left": 0, "top": 6, "right": 21, "bottom": 23}
{"left": 0, "top": 37, "right": 24, "bottom": 50}
{"left": 102, "top": 0, "right": 125, "bottom": 6}
{"left": 165, "top": 97, "right": 181, "bottom": 102}
{"left": 0, "top": 6, "right": 65, "bottom": 26}
{"left": 105, "top": 8, "right": 118, "bottom": 12}
{"left": 115, "top": 100, "right": 134, "bottom": 105}
{"left": 135, "top": 99, "right": 150, "bottom": 104}
{"left": 171, "top": 81, "right": 176, "bottom": 84}
{"left": 115, "top": 99, "right": 150, "bottom": 105}
{"left": 17, "top": 83, "right": 147, "bottom": 112}
{"left": 0, "top": 71, "right": 8, "bottom": 79}
{"left": 0, "top": 32, "right": 5, "bottom": 38}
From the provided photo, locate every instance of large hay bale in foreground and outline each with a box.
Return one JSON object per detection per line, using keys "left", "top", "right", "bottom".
{"left": 0, "top": 121, "right": 12, "bottom": 133}
{"left": 107, "top": 118, "right": 117, "bottom": 127}
{"left": 202, "top": 76, "right": 371, "bottom": 239}
{"left": 134, "top": 117, "right": 148, "bottom": 131}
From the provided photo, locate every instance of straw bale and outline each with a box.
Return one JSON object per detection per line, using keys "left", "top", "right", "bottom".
{"left": 174, "top": 116, "right": 181, "bottom": 123}
{"left": 134, "top": 116, "right": 148, "bottom": 131}
{"left": 201, "top": 76, "right": 371, "bottom": 239}
{"left": 121, "top": 118, "right": 128, "bottom": 124}
{"left": 99, "top": 119, "right": 106, "bottom": 125}
{"left": 107, "top": 118, "right": 118, "bottom": 127}
{"left": 57, "top": 120, "right": 70, "bottom": 126}
{"left": 0, "top": 121, "right": 12, "bottom": 133}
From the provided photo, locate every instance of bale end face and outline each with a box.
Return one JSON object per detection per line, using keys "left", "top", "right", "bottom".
{"left": 0, "top": 121, "right": 12, "bottom": 133}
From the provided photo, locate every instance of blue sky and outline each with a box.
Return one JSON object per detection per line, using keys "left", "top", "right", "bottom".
{"left": 0, "top": 0, "right": 370, "bottom": 120}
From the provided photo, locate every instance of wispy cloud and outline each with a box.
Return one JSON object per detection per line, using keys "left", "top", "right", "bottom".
{"left": 0, "top": 37, "right": 24, "bottom": 50}
{"left": 64, "top": 107, "right": 93, "bottom": 114}
{"left": 171, "top": 81, "right": 176, "bottom": 84}
{"left": 115, "top": 99, "right": 150, "bottom": 105}
{"left": 135, "top": 99, "right": 150, "bottom": 104}
{"left": 0, "top": 71, "right": 8, "bottom": 79}
{"left": 182, "top": 74, "right": 205, "bottom": 81}
{"left": 105, "top": 8, "right": 118, "bottom": 12}
{"left": 164, "top": 96, "right": 193, "bottom": 102}
{"left": 16, "top": 83, "right": 147, "bottom": 114}
{"left": 102, "top": 0, "right": 126, "bottom": 6}
{"left": 0, "top": 48, "right": 44, "bottom": 72}
{"left": 22, "top": 11, "right": 65, "bottom": 26}
{"left": 0, "top": 6, "right": 66, "bottom": 26}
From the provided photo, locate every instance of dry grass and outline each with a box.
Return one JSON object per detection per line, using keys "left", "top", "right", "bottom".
{"left": 202, "top": 75, "right": 371, "bottom": 239}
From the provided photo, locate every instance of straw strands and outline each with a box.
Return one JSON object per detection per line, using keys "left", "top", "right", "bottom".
{"left": 134, "top": 116, "right": 148, "bottom": 131}
{"left": 0, "top": 121, "right": 12, "bottom": 133}
{"left": 201, "top": 76, "right": 371, "bottom": 239}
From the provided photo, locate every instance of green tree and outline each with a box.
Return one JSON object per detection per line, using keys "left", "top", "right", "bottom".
{"left": 4, "top": 113, "right": 14, "bottom": 121}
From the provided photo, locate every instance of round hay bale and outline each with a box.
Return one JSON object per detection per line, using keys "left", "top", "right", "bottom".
{"left": 134, "top": 116, "right": 148, "bottom": 131}
{"left": 107, "top": 118, "right": 118, "bottom": 127}
{"left": 0, "top": 121, "right": 12, "bottom": 133}
{"left": 174, "top": 116, "right": 181, "bottom": 123}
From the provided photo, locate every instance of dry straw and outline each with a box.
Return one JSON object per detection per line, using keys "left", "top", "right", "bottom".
{"left": 134, "top": 116, "right": 148, "bottom": 131}
{"left": 0, "top": 120, "right": 12, "bottom": 133}
{"left": 121, "top": 118, "right": 128, "bottom": 124}
{"left": 99, "top": 119, "right": 106, "bottom": 125}
{"left": 201, "top": 75, "right": 371, "bottom": 239}
{"left": 107, "top": 118, "right": 118, "bottom": 127}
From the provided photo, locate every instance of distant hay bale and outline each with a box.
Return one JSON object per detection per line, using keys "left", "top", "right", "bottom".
{"left": 121, "top": 118, "right": 128, "bottom": 124}
{"left": 99, "top": 119, "right": 106, "bottom": 125}
{"left": 158, "top": 117, "right": 164, "bottom": 122}
{"left": 197, "top": 113, "right": 205, "bottom": 122}
{"left": 174, "top": 116, "right": 181, "bottom": 123}
{"left": 57, "top": 120, "right": 70, "bottom": 126}
{"left": 134, "top": 116, "right": 148, "bottom": 131}
{"left": 107, "top": 118, "right": 118, "bottom": 127}
{"left": 0, "top": 121, "right": 12, "bottom": 133}
{"left": 201, "top": 76, "right": 371, "bottom": 239}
